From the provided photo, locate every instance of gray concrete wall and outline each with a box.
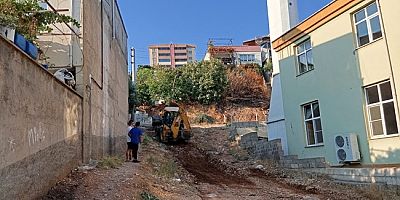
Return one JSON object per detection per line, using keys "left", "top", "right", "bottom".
{"left": 279, "top": 156, "right": 326, "bottom": 169}
{"left": 238, "top": 131, "right": 325, "bottom": 169}
{"left": 0, "top": 37, "right": 83, "bottom": 200}
{"left": 306, "top": 167, "right": 400, "bottom": 185}
{"left": 239, "top": 132, "right": 283, "bottom": 160}
{"left": 0, "top": 0, "right": 129, "bottom": 198}
{"left": 82, "top": 0, "right": 129, "bottom": 161}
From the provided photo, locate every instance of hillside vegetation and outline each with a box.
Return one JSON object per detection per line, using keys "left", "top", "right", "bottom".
{"left": 135, "top": 60, "right": 270, "bottom": 123}
{"left": 136, "top": 60, "right": 227, "bottom": 105}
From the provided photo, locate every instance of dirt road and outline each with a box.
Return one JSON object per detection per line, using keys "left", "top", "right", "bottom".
{"left": 170, "top": 143, "right": 321, "bottom": 200}
{"left": 43, "top": 126, "right": 395, "bottom": 200}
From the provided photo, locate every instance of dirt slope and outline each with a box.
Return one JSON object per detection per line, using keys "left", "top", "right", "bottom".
{"left": 42, "top": 126, "right": 400, "bottom": 200}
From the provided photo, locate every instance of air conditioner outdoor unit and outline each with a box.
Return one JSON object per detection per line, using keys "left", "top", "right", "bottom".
{"left": 334, "top": 133, "right": 361, "bottom": 163}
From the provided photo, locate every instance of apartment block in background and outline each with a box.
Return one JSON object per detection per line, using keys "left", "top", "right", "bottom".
{"left": 149, "top": 44, "right": 196, "bottom": 67}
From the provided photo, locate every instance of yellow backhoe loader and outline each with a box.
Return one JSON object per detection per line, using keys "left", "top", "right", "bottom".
{"left": 152, "top": 104, "right": 191, "bottom": 143}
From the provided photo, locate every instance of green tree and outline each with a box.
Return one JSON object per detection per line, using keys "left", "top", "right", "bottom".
{"left": 134, "top": 60, "right": 228, "bottom": 105}
{"left": 180, "top": 60, "right": 227, "bottom": 104}
{"left": 136, "top": 67, "right": 153, "bottom": 105}
{"left": 200, "top": 60, "right": 228, "bottom": 104}
{"left": 150, "top": 68, "right": 175, "bottom": 101}
{"left": 172, "top": 68, "right": 191, "bottom": 102}
{"left": 264, "top": 60, "right": 273, "bottom": 72}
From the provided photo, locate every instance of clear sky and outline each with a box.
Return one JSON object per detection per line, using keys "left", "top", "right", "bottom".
{"left": 119, "top": 0, "right": 332, "bottom": 69}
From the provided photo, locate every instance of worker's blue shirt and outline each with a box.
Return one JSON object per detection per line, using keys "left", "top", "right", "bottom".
{"left": 129, "top": 127, "right": 143, "bottom": 144}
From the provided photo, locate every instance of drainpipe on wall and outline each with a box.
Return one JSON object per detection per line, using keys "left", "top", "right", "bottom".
{"left": 112, "top": 0, "right": 115, "bottom": 39}
{"left": 81, "top": 91, "right": 85, "bottom": 163}
{"left": 89, "top": 0, "right": 104, "bottom": 90}
{"left": 88, "top": 73, "right": 93, "bottom": 162}
{"left": 69, "top": 43, "right": 73, "bottom": 68}
{"left": 377, "top": 0, "right": 400, "bottom": 132}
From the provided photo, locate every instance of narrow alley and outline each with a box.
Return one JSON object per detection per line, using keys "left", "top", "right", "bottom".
{"left": 2, "top": 0, "right": 400, "bottom": 199}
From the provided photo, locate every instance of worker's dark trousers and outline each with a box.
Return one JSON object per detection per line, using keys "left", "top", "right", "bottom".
{"left": 132, "top": 143, "right": 139, "bottom": 160}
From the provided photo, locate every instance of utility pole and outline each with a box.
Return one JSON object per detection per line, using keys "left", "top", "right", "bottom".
{"left": 131, "top": 47, "right": 136, "bottom": 82}
{"left": 130, "top": 47, "right": 136, "bottom": 120}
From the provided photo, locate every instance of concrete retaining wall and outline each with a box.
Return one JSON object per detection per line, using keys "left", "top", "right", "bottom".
{"left": 236, "top": 123, "right": 400, "bottom": 185}
{"left": 0, "top": 37, "right": 83, "bottom": 199}
{"left": 306, "top": 167, "right": 400, "bottom": 185}
{"left": 280, "top": 155, "right": 326, "bottom": 169}
{"left": 239, "top": 132, "right": 283, "bottom": 160}
{"left": 238, "top": 130, "right": 325, "bottom": 169}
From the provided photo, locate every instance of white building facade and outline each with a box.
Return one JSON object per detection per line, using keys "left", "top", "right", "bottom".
{"left": 266, "top": 0, "right": 299, "bottom": 155}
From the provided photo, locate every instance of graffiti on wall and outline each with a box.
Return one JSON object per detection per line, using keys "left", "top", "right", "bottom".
{"left": 28, "top": 123, "right": 46, "bottom": 146}
{"left": 8, "top": 138, "right": 16, "bottom": 152}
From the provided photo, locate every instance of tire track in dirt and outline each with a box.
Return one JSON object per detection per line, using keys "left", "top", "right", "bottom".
{"left": 248, "top": 168, "right": 319, "bottom": 196}
{"left": 169, "top": 127, "right": 333, "bottom": 199}
{"left": 171, "top": 143, "right": 253, "bottom": 186}
{"left": 170, "top": 142, "right": 325, "bottom": 200}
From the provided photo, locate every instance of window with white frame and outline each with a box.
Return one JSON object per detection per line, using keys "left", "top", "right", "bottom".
{"left": 239, "top": 54, "right": 256, "bottom": 62}
{"left": 303, "top": 102, "right": 323, "bottom": 146}
{"left": 365, "top": 81, "right": 398, "bottom": 137}
{"left": 354, "top": 2, "right": 382, "bottom": 47}
{"left": 296, "top": 39, "right": 313, "bottom": 74}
